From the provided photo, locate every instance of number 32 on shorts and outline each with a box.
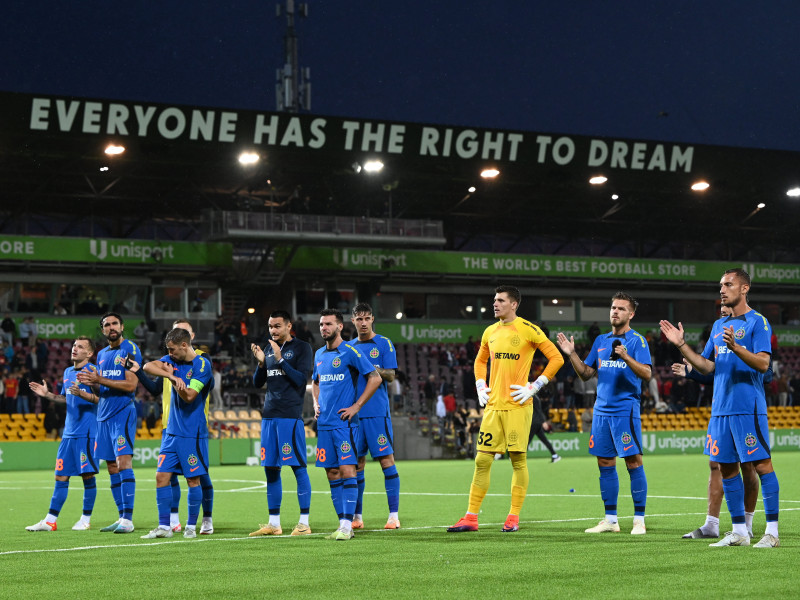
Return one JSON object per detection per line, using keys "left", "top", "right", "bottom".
{"left": 477, "top": 431, "right": 493, "bottom": 447}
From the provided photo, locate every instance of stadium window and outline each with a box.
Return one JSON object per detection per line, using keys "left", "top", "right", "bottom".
{"left": 152, "top": 286, "right": 185, "bottom": 315}
{"left": 327, "top": 290, "right": 355, "bottom": 314}
{"left": 18, "top": 282, "right": 52, "bottom": 313}
{"left": 295, "top": 289, "right": 325, "bottom": 315}
{"left": 375, "top": 293, "right": 404, "bottom": 320}
{"left": 540, "top": 298, "right": 574, "bottom": 322}
{"left": 188, "top": 286, "right": 220, "bottom": 316}
{"left": 426, "top": 294, "right": 474, "bottom": 319}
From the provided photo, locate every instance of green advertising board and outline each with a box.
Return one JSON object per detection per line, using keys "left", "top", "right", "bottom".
{"left": 286, "top": 246, "right": 800, "bottom": 285}
{"left": 0, "top": 235, "right": 232, "bottom": 267}
{"left": 528, "top": 429, "right": 800, "bottom": 457}
{"left": 0, "top": 437, "right": 320, "bottom": 471}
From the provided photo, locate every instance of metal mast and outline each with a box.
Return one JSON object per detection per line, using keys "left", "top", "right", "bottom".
{"left": 275, "top": 0, "right": 310, "bottom": 112}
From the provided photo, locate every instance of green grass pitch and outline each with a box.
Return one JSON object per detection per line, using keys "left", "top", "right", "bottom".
{"left": 1, "top": 453, "right": 797, "bottom": 599}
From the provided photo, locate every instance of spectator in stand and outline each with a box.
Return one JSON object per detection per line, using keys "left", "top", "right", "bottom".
{"left": 423, "top": 374, "right": 438, "bottom": 415}
{"left": 19, "top": 316, "right": 38, "bottom": 347}
{"left": 777, "top": 372, "right": 790, "bottom": 407}
{"left": 211, "top": 362, "right": 224, "bottom": 410}
{"left": 789, "top": 372, "right": 800, "bottom": 407}
{"left": 17, "top": 366, "right": 32, "bottom": 414}
{"left": 572, "top": 375, "right": 585, "bottom": 409}
{"left": 443, "top": 386, "right": 456, "bottom": 429}
{"left": 771, "top": 330, "right": 779, "bottom": 360}
{"left": 4, "top": 369, "right": 20, "bottom": 414}
{"left": 1, "top": 313, "right": 16, "bottom": 347}
{"left": 581, "top": 406, "right": 593, "bottom": 434}
{"left": 52, "top": 303, "right": 68, "bottom": 315}
{"left": 35, "top": 341, "right": 49, "bottom": 372}
{"left": 583, "top": 374, "right": 597, "bottom": 408}
{"left": 587, "top": 322, "right": 601, "bottom": 343}
{"left": 661, "top": 376, "right": 673, "bottom": 402}
{"left": 133, "top": 322, "right": 149, "bottom": 348}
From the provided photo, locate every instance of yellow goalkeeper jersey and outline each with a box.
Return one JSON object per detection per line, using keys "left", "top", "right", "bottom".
{"left": 474, "top": 317, "right": 564, "bottom": 410}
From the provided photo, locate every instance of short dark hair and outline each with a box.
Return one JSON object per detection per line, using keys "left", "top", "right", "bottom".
{"left": 269, "top": 310, "right": 292, "bottom": 322}
{"left": 320, "top": 308, "right": 343, "bottom": 324}
{"left": 351, "top": 303, "right": 374, "bottom": 317}
{"left": 75, "top": 335, "right": 94, "bottom": 353}
{"left": 612, "top": 291, "right": 639, "bottom": 312}
{"left": 165, "top": 327, "right": 192, "bottom": 346}
{"left": 172, "top": 318, "right": 193, "bottom": 330}
{"left": 495, "top": 285, "right": 521, "bottom": 305}
{"left": 724, "top": 268, "right": 751, "bottom": 286}
{"left": 100, "top": 311, "right": 123, "bottom": 326}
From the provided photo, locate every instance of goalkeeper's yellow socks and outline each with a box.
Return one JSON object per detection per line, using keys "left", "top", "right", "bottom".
{"left": 466, "top": 451, "right": 494, "bottom": 514}
{"left": 509, "top": 452, "right": 529, "bottom": 515}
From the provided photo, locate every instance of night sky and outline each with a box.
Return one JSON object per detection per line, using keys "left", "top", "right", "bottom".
{"left": 3, "top": 1, "right": 799, "bottom": 151}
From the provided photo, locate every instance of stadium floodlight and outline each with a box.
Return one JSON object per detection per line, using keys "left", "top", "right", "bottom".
{"left": 104, "top": 144, "right": 125, "bottom": 155}
{"left": 589, "top": 176, "right": 607, "bottom": 185}
{"left": 468, "top": 186, "right": 476, "bottom": 193}
{"left": 611, "top": 194, "right": 619, "bottom": 200}
{"left": 363, "top": 160, "right": 384, "bottom": 173}
{"left": 551, "top": 299, "right": 559, "bottom": 304}
{"left": 395, "top": 312, "right": 403, "bottom": 320}
{"left": 691, "top": 181, "right": 710, "bottom": 191}
{"left": 99, "top": 166, "right": 109, "bottom": 172}
{"left": 247, "top": 307, "right": 256, "bottom": 314}
{"left": 787, "top": 187, "right": 800, "bottom": 197}
{"left": 480, "top": 168, "right": 500, "bottom": 178}
{"left": 757, "top": 203, "right": 766, "bottom": 209}
{"left": 480, "top": 307, "right": 487, "bottom": 313}
{"left": 465, "top": 305, "right": 474, "bottom": 313}
{"left": 239, "top": 152, "right": 260, "bottom": 166}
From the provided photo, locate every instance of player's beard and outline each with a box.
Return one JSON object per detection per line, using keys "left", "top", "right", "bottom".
{"left": 105, "top": 330, "right": 121, "bottom": 342}
{"left": 321, "top": 330, "right": 338, "bottom": 343}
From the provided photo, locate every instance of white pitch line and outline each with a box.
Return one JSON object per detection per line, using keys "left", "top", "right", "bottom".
{"left": 4, "top": 507, "right": 799, "bottom": 556}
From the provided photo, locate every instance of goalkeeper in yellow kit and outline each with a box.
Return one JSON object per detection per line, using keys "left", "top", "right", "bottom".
{"left": 448, "top": 285, "right": 564, "bottom": 532}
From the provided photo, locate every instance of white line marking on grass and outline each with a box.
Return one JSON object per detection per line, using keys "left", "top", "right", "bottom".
{"left": 5, "top": 507, "right": 799, "bottom": 555}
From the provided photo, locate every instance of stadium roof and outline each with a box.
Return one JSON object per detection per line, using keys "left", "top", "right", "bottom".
{"left": 2, "top": 91, "right": 800, "bottom": 262}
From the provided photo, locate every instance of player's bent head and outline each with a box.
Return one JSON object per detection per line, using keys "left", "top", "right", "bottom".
{"left": 723, "top": 267, "right": 751, "bottom": 287}
{"left": 320, "top": 308, "right": 344, "bottom": 325}
{"left": 611, "top": 291, "right": 639, "bottom": 313}
{"left": 351, "top": 302, "right": 374, "bottom": 318}
{"left": 495, "top": 285, "right": 521, "bottom": 306}
{"left": 100, "top": 311, "right": 124, "bottom": 327}
{"left": 165, "top": 327, "right": 192, "bottom": 347}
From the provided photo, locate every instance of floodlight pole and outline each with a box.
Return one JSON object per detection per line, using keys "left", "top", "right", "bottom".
{"left": 276, "top": 0, "right": 311, "bottom": 113}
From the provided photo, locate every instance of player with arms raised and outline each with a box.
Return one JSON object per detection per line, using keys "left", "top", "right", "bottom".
{"left": 661, "top": 268, "right": 780, "bottom": 548}
{"left": 448, "top": 285, "right": 564, "bottom": 533}
{"left": 557, "top": 292, "right": 652, "bottom": 535}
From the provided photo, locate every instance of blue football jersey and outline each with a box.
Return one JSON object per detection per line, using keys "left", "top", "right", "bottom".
{"left": 95, "top": 339, "right": 142, "bottom": 421}
{"left": 353, "top": 334, "right": 397, "bottom": 419}
{"left": 159, "top": 353, "right": 213, "bottom": 438}
{"left": 313, "top": 342, "right": 377, "bottom": 430}
{"left": 60, "top": 363, "right": 99, "bottom": 438}
{"left": 584, "top": 329, "right": 651, "bottom": 417}
{"left": 702, "top": 310, "right": 771, "bottom": 416}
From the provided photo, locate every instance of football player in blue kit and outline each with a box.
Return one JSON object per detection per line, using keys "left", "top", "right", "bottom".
{"left": 26, "top": 337, "right": 100, "bottom": 531}
{"left": 140, "top": 327, "right": 214, "bottom": 539}
{"left": 312, "top": 308, "right": 382, "bottom": 540}
{"left": 661, "top": 268, "right": 780, "bottom": 548}
{"left": 350, "top": 303, "right": 402, "bottom": 530}
{"left": 130, "top": 319, "right": 215, "bottom": 534}
{"left": 76, "top": 312, "right": 141, "bottom": 534}
{"left": 248, "top": 310, "right": 314, "bottom": 537}
{"left": 557, "top": 292, "right": 652, "bottom": 535}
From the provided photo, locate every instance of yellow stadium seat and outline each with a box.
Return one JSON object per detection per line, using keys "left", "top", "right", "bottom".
{"left": 249, "top": 409, "right": 261, "bottom": 420}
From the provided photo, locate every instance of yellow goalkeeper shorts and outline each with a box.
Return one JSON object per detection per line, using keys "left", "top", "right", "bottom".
{"left": 476, "top": 404, "right": 533, "bottom": 454}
